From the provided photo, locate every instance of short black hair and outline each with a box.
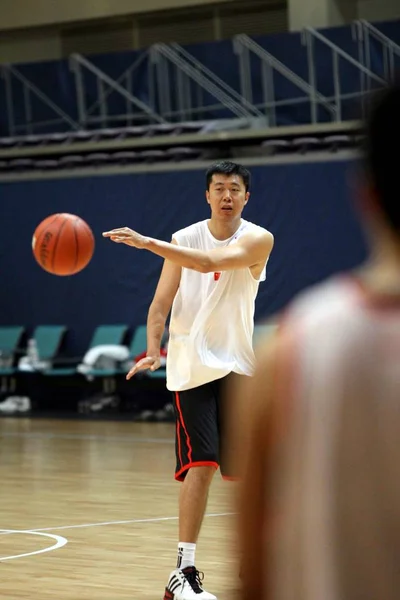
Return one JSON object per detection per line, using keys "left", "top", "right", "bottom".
{"left": 365, "top": 79, "right": 400, "bottom": 234}
{"left": 206, "top": 161, "right": 251, "bottom": 192}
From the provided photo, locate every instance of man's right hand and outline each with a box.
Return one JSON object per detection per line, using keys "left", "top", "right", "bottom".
{"left": 126, "top": 355, "right": 161, "bottom": 380}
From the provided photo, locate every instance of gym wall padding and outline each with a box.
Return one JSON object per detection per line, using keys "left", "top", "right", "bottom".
{"left": 0, "top": 160, "right": 368, "bottom": 354}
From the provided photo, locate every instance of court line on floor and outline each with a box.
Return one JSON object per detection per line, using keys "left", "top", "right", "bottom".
{"left": 0, "top": 431, "right": 174, "bottom": 444}
{"left": 0, "top": 513, "right": 235, "bottom": 535}
{"left": 0, "top": 529, "right": 68, "bottom": 561}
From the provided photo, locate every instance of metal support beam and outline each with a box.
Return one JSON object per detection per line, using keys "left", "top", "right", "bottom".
{"left": 69, "top": 53, "right": 167, "bottom": 126}
{"left": 2, "top": 64, "right": 79, "bottom": 134}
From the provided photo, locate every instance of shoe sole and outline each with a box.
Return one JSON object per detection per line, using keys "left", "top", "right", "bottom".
{"left": 163, "top": 587, "right": 217, "bottom": 600}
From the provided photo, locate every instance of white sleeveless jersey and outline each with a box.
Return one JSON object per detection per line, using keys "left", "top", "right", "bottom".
{"left": 166, "top": 219, "right": 268, "bottom": 392}
{"left": 270, "top": 276, "right": 400, "bottom": 600}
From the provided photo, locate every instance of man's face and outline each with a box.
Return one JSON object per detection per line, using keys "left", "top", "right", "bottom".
{"left": 206, "top": 174, "right": 250, "bottom": 219}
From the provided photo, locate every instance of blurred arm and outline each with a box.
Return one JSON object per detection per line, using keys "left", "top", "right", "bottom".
{"left": 229, "top": 336, "right": 279, "bottom": 600}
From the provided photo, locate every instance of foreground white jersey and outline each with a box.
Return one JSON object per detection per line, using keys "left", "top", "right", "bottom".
{"left": 270, "top": 276, "right": 400, "bottom": 600}
{"left": 166, "top": 219, "right": 268, "bottom": 392}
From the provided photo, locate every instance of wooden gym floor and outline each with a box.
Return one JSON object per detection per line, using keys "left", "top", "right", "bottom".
{"left": 0, "top": 418, "right": 238, "bottom": 599}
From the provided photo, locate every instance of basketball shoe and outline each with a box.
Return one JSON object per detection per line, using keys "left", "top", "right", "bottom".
{"left": 163, "top": 566, "right": 217, "bottom": 600}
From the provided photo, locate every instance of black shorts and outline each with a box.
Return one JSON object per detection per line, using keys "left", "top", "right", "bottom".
{"left": 172, "top": 373, "right": 247, "bottom": 482}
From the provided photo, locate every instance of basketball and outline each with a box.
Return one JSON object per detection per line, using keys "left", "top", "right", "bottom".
{"left": 32, "top": 213, "right": 95, "bottom": 276}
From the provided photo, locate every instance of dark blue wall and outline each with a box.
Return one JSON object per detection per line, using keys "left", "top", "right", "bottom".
{"left": 0, "top": 160, "right": 368, "bottom": 354}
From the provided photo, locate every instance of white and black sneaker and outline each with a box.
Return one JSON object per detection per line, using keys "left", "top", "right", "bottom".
{"left": 163, "top": 566, "right": 217, "bottom": 600}
{"left": 0, "top": 396, "right": 31, "bottom": 414}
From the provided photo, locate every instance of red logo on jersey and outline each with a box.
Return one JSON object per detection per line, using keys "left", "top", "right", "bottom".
{"left": 214, "top": 272, "right": 221, "bottom": 281}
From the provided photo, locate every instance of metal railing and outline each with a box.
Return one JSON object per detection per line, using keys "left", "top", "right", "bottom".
{"left": 234, "top": 34, "right": 336, "bottom": 126}
{"left": 353, "top": 19, "right": 400, "bottom": 83}
{"left": 1, "top": 64, "right": 79, "bottom": 136}
{"left": 302, "top": 27, "right": 386, "bottom": 121}
{"left": 77, "top": 50, "right": 151, "bottom": 128}
{"left": 69, "top": 53, "right": 166, "bottom": 127}
{"left": 0, "top": 20, "right": 398, "bottom": 137}
{"left": 150, "top": 43, "right": 263, "bottom": 122}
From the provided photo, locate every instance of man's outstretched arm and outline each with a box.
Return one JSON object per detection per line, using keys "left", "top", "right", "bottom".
{"left": 103, "top": 227, "right": 274, "bottom": 273}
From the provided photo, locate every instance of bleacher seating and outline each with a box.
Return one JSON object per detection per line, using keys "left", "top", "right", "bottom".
{"left": 0, "top": 18, "right": 398, "bottom": 161}
{"left": 0, "top": 121, "right": 207, "bottom": 150}
{"left": 0, "top": 132, "right": 362, "bottom": 175}
{"left": 0, "top": 18, "right": 395, "bottom": 176}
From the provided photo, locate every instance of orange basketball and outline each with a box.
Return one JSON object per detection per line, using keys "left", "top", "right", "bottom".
{"left": 32, "top": 213, "right": 95, "bottom": 276}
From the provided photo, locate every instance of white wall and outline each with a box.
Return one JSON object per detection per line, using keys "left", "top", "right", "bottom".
{"left": 289, "top": 0, "right": 331, "bottom": 30}
{"left": 358, "top": 0, "right": 400, "bottom": 22}
{"left": 1, "top": 0, "right": 399, "bottom": 33}
{"left": 288, "top": 0, "right": 358, "bottom": 31}
{"left": 1, "top": 0, "right": 399, "bottom": 64}
{"left": 288, "top": 0, "right": 400, "bottom": 30}
{"left": 0, "top": 30, "right": 62, "bottom": 63}
{"left": 0, "top": 0, "right": 235, "bottom": 31}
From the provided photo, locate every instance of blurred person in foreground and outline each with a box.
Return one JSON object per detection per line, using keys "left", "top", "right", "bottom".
{"left": 232, "top": 80, "right": 400, "bottom": 600}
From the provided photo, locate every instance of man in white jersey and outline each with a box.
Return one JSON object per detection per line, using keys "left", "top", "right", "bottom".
{"left": 103, "top": 161, "right": 274, "bottom": 600}
{"left": 232, "top": 82, "right": 400, "bottom": 600}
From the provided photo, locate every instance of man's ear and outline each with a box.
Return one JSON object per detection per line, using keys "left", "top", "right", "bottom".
{"left": 206, "top": 190, "right": 211, "bottom": 206}
{"left": 244, "top": 192, "right": 250, "bottom": 206}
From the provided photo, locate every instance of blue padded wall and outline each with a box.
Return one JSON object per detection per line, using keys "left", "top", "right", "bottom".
{"left": 0, "top": 160, "right": 368, "bottom": 354}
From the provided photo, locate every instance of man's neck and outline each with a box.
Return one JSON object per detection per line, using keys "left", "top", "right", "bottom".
{"left": 359, "top": 238, "right": 400, "bottom": 295}
{"left": 207, "top": 217, "right": 242, "bottom": 241}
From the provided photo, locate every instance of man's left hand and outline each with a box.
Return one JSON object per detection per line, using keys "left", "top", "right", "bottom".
{"left": 102, "top": 227, "right": 148, "bottom": 249}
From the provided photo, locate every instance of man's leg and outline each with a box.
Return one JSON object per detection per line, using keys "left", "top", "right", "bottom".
{"left": 179, "top": 465, "right": 216, "bottom": 543}
{"left": 164, "top": 384, "right": 219, "bottom": 600}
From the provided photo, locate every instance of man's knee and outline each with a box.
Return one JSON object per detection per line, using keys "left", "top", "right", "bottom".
{"left": 185, "top": 464, "right": 216, "bottom": 484}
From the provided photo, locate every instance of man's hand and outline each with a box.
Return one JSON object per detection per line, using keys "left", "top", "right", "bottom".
{"left": 126, "top": 355, "right": 161, "bottom": 380}
{"left": 103, "top": 227, "right": 148, "bottom": 249}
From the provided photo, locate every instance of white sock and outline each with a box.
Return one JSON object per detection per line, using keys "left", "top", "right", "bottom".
{"left": 177, "top": 542, "right": 196, "bottom": 569}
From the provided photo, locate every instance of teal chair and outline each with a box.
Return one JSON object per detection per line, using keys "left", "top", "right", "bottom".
{"left": 89, "top": 325, "right": 129, "bottom": 349}
{"left": 45, "top": 324, "right": 129, "bottom": 378}
{"left": 25, "top": 325, "right": 69, "bottom": 376}
{"left": 129, "top": 324, "right": 148, "bottom": 359}
{"left": 80, "top": 324, "right": 130, "bottom": 394}
{"left": 253, "top": 322, "right": 278, "bottom": 345}
{"left": 0, "top": 326, "right": 25, "bottom": 393}
{"left": 126, "top": 325, "right": 167, "bottom": 379}
{"left": 83, "top": 325, "right": 130, "bottom": 378}
{"left": 34, "top": 325, "right": 67, "bottom": 362}
{"left": 0, "top": 326, "right": 25, "bottom": 375}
